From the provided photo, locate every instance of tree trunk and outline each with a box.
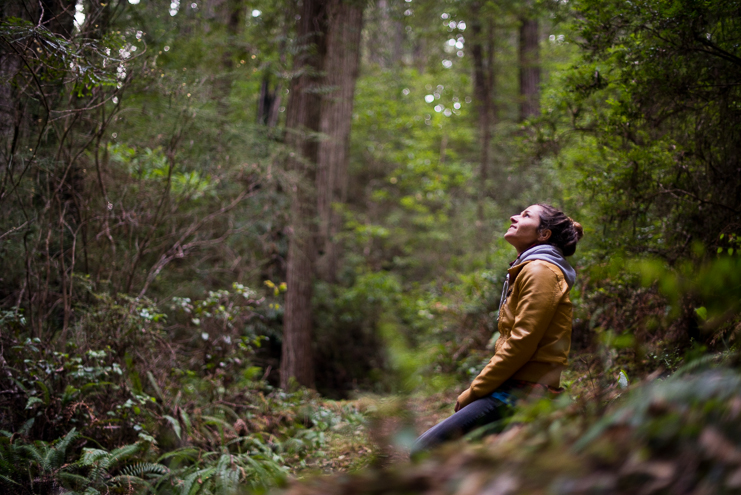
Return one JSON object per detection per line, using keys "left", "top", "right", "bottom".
{"left": 316, "top": 0, "right": 364, "bottom": 282}
{"left": 518, "top": 16, "right": 540, "bottom": 121}
{"left": 280, "top": 0, "right": 329, "bottom": 390}
{"left": 471, "top": 6, "right": 493, "bottom": 242}
{"left": 0, "top": 1, "right": 24, "bottom": 164}
{"left": 216, "top": 0, "right": 245, "bottom": 105}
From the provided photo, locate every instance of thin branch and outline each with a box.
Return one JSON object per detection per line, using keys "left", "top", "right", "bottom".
{"left": 138, "top": 188, "right": 256, "bottom": 298}
{"left": 0, "top": 221, "right": 30, "bottom": 241}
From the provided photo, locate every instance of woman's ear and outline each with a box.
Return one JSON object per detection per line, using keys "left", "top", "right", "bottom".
{"left": 538, "top": 229, "right": 552, "bottom": 242}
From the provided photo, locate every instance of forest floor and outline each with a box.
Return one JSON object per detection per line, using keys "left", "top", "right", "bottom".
{"left": 278, "top": 357, "right": 741, "bottom": 495}
{"left": 290, "top": 390, "right": 454, "bottom": 477}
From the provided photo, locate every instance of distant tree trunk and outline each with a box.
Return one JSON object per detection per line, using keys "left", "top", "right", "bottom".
{"left": 0, "top": 1, "right": 24, "bottom": 163}
{"left": 1, "top": 0, "right": 74, "bottom": 163}
{"left": 518, "top": 16, "right": 540, "bottom": 121}
{"left": 259, "top": 20, "right": 289, "bottom": 127}
{"left": 258, "top": 75, "right": 282, "bottom": 126}
{"left": 316, "top": 0, "right": 364, "bottom": 282}
{"left": 392, "top": 19, "right": 404, "bottom": 66}
{"left": 216, "top": 0, "right": 245, "bottom": 104}
{"left": 471, "top": 6, "right": 494, "bottom": 242}
{"left": 280, "top": 0, "right": 329, "bottom": 390}
{"left": 413, "top": 39, "right": 425, "bottom": 75}
{"left": 365, "top": 0, "right": 398, "bottom": 68}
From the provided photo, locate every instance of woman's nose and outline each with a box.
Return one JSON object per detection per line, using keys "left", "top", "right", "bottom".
{"left": 510, "top": 215, "right": 518, "bottom": 223}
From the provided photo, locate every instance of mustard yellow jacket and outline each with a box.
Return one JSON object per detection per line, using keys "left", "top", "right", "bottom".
{"left": 457, "top": 259, "right": 573, "bottom": 408}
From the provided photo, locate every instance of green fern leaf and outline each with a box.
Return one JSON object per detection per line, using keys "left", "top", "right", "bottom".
{"left": 120, "top": 461, "right": 168, "bottom": 478}
{"left": 180, "top": 467, "right": 216, "bottom": 495}
{"left": 81, "top": 448, "right": 109, "bottom": 466}
{"left": 0, "top": 474, "right": 21, "bottom": 486}
{"left": 104, "top": 443, "right": 140, "bottom": 470}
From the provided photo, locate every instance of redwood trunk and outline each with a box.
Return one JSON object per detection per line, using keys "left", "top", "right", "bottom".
{"left": 216, "top": 0, "right": 245, "bottom": 105}
{"left": 519, "top": 17, "right": 540, "bottom": 121}
{"left": 0, "top": 1, "right": 23, "bottom": 164}
{"left": 316, "top": 0, "right": 364, "bottom": 282}
{"left": 471, "top": 6, "right": 494, "bottom": 239}
{"left": 280, "top": 0, "right": 329, "bottom": 390}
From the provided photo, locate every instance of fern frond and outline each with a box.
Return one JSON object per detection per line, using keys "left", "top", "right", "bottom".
{"left": 157, "top": 447, "right": 199, "bottom": 464}
{"left": 0, "top": 474, "right": 21, "bottom": 487}
{"left": 673, "top": 353, "right": 725, "bottom": 377}
{"left": 54, "top": 428, "right": 79, "bottom": 455}
{"left": 57, "top": 471, "right": 91, "bottom": 488}
{"left": 575, "top": 369, "right": 741, "bottom": 451}
{"left": 105, "top": 443, "right": 141, "bottom": 470}
{"left": 81, "top": 448, "right": 110, "bottom": 466}
{"left": 180, "top": 467, "right": 216, "bottom": 495}
{"left": 107, "top": 473, "right": 151, "bottom": 489}
{"left": 45, "top": 430, "right": 78, "bottom": 471}
{"left": 19, "top": 442, "right": 48, "bottom": 470}
{"left": 120, "top": 461, "right": 168, "bottom": 478}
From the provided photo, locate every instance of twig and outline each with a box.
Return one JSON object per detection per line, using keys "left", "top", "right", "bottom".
{"left": 0, "top": 221, "right": 30, "bottom": 241}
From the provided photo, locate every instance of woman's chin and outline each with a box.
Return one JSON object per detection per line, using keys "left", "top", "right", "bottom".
{"left": 503, "top": 236, "right": 518, "bottom": 250}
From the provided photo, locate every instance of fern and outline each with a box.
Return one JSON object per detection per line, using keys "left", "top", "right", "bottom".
{"left": 180, "top": 466, "right": 217, "bottom": 495}
{"left": 0, "top": 473, "right": 21, "bottom": 487}
{"left": 105, "top": 443, "right": 143, "bottom": 471}
{"left": 107, "top": 473, "right": 151, "bottom": 489}
{"left": 120, "top": 461, "right": 168, "bottom": 478}
{"left": 0, "top": 429, "right": 82, "bottom": 492}
{"left": 575, "top": 369, "right": 741, "bottom": 451}
{"left": 47, "top": 428, "right": 79, "bottom": 470}
{"left": 81, "top": 448, "right": 111, "bottom": 466}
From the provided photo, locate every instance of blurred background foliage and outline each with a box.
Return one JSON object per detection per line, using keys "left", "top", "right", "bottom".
{"left": 1, "top": 0, "right": 740, "bottom": 493}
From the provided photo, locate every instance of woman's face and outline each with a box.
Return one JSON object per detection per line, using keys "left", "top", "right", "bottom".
{"left": 504, "top": 205, "right": 550, "bottom": 254}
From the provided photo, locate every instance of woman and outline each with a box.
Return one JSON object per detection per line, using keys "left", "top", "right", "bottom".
{"left": 411, "top": 204, "right": 584, "bottom": 456}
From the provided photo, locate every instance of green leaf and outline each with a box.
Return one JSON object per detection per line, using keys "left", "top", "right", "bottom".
{"left": 25, "top": 397, "right": 44, "bottom": 410}
{"left": 164, "top": 415, "right": 182, "bottom": 440}
{"left": 695, "top": 306, "right": 708, "bottom": 320}
{"left": 617, "top": 370, "right": 629, "bottom": 388}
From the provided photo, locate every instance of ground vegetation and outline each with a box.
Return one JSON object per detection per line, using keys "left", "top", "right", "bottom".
{"left": 1, "top": 0, "right": 740, "bottom": 493}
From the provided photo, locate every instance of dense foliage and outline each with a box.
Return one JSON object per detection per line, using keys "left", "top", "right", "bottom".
{"left": 1, "top": 0, "right": 740, "bottom": 493}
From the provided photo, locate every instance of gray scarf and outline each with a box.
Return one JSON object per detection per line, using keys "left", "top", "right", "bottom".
{"left": 498, "top": 245, "right": 576, "bottom": 320}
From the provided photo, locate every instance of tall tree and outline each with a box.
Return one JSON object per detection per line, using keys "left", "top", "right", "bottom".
{"left": 470, "top": 3, "right": 495, "bottom": 240}
{"left": 518, "top": 14, "right": 540, "bottom": 120}
{"left": 0, "top": 0, "right": 25, "bottom": 160}
{"left": 218, "top": 0, "right": 246, "bottom": 101}
{"left": 316, "top": 0, "right": 365, "bottom": 282}
{"left": 280, "top": 0, "right": 329, "bottom": 389}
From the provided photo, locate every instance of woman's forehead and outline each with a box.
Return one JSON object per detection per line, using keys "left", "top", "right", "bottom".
{"left": 521, "top": 204, "right": 542, "bottom": 215}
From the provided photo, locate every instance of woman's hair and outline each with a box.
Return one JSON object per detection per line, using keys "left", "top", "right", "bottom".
{"left": 536, "top": 204, "right": 584, "bottom": 257}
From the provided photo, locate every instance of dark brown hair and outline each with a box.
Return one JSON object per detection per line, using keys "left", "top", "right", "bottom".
{"left": 536, "top": 204, "right": 584, "bottom": 257}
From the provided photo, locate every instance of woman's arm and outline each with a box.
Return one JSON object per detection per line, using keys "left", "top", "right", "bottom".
{"left": 456, "top": 262, "right": 562, "bottom": 409}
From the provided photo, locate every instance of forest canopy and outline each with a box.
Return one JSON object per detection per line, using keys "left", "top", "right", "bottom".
{"left": 1, "top": 0, "right": 740, "bottom": 493}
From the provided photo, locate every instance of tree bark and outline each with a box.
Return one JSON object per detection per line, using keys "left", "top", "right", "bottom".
{"left": 518, "top": 16, "right": 540, "bottom": 121}
{"left": 471, "top": 6, "right": 493, "bottom": 241}
{"left": 258, "top": 75, "right": 280, "bottom": 126}
{"left": 0, "top": 1, "right": 24, "bottom": 164}
{"left": 215, "top": 0, "right": 245, "bottom": 105}
{"left": 316, "top": 0, "right": 364, "bottom": 282}
{"left": 280, "top": 0, "right": 329, "bottom": 390}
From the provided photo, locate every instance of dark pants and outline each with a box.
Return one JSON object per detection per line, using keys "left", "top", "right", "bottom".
{"left": 410, "top": 394, "right": 514, "bottom": 457}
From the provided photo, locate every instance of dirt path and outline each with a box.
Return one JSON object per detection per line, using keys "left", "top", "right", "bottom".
{"left": 367, "top": 391, "right": 457, "bottom": 466}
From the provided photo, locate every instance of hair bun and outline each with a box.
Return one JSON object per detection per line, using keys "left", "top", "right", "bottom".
{"left": 570, "top": 218, "right": 584, "bottom": 240}
{"left": 536, "top": 204, "right": 583, "bottom": 256}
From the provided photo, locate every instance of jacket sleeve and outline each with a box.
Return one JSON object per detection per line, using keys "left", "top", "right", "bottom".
{"left": 457, "top": 262, "right": 561, "bottom": 408}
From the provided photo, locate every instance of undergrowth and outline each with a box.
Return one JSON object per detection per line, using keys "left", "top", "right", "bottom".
{"left": 0, "top": 284, "right": 376, "bottom": 494}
